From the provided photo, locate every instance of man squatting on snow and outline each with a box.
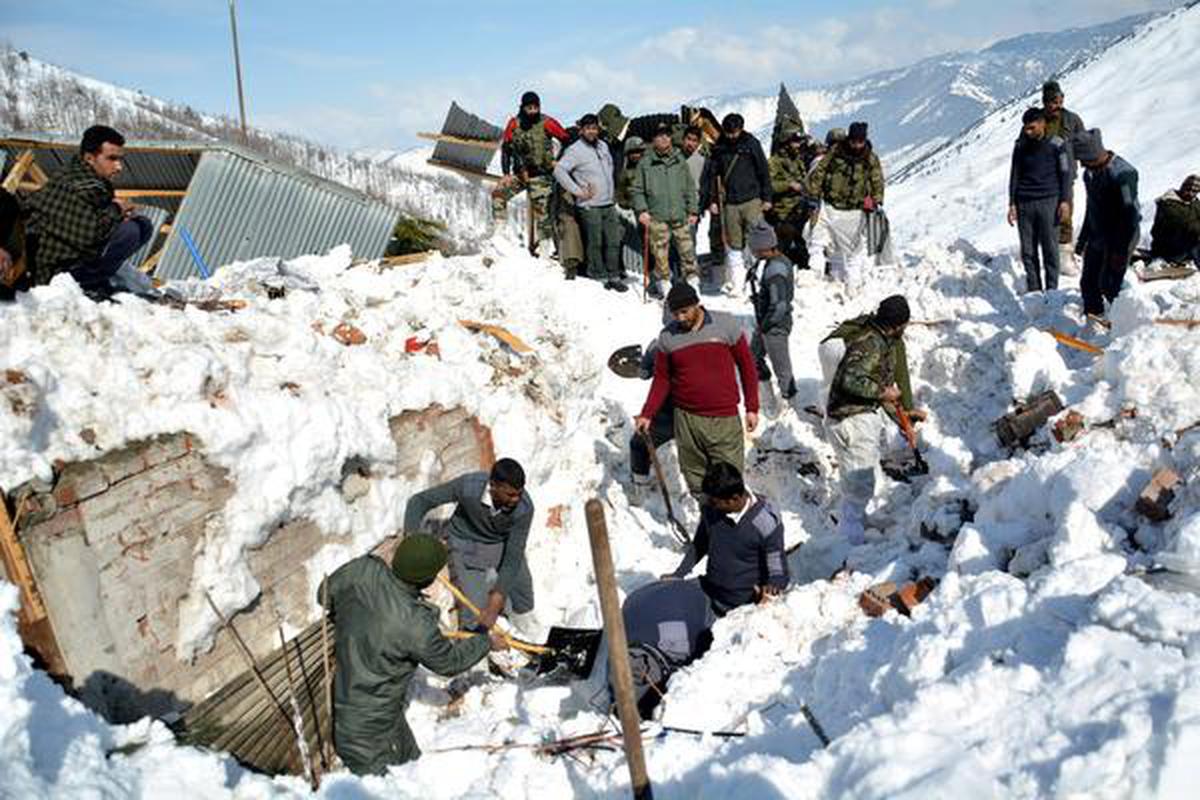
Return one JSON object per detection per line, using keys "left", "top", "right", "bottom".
{"left": 820, "top": 295, "right": 928, "bottom": 545}
{"left": 321, "top": 535, "right": 507, "bottom": 775}
{"left": 403, "top": 458, "right": 536, "bottom": 633}
{"left": 1149, "top": 174, "right": 1200, "bottom": 267}
{"left": 635, "top": 282, "right": 759, "bottom": 498}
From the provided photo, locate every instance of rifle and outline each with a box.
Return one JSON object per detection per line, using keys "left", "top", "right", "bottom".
{"left": 715, "top": 175, "right": 730, "bottom": 251}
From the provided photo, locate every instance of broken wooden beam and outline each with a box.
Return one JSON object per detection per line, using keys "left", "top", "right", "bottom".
{"left": 458, "top": 319, "right": 533, "bottom": 354}
{"left": 417, "top": 132, "right": 500, "bottom": 150}
{"left": 425, "top": 159, "right": 503, "bottom": 183}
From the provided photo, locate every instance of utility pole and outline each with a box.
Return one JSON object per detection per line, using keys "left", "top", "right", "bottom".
{"left": 228, "top": 0, "right": 248, "bottom": 143}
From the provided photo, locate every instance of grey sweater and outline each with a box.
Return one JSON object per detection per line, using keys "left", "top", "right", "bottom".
{"left": 554, "top": 138, "right": 616, "bottom": 208}
{"left": 402, "top": 472, "right": 534, "bottom": 596}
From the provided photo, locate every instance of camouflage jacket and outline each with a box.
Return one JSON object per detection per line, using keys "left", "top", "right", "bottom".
{"left": 768, "top": 151, "right": 812, "bottom": 220}
{"left": 809, "top": 142, "right": 885, "bottom": 211}
{"left": 26, "top": 156, "right": 123, "bottom": 284}
{"left": 824, "top": 315, "right": 912, "bottom": 421}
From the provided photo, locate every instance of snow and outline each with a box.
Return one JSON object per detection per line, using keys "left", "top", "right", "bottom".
{"left": 4, "top": 6, "right": 1200, "bottom": 800}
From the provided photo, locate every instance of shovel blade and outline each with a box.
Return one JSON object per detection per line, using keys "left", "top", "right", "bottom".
{"left": 527, "top": 627, "right": 603, "bottom": 682}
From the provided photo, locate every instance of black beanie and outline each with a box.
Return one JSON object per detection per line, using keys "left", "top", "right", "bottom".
{"left": 667, "top": 282, "right": 700, "bottom": 312}
{"left": 876, "top": 295, "right": 910, "bottom": 328}
{"left": 721, "top": 113, "right": 744, "bottom": 133}
{"left": 848, "top": 121, "right": 869, "bottom": 142}
{"left": 521, "top": 91, "right": 541, "bottom": 108}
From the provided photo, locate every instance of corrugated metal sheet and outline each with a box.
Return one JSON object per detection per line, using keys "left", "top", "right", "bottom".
{"left": 430, "top": 102, "right": 501, "bottom": 176}
{"left": 127, "top": 204, "right": 168, "bottom": 268}
{"left": 1, "top": 133, "right": 400, "bottom": 282}
{"left": 156, "top": 148, "right": 398, "bottom": 280}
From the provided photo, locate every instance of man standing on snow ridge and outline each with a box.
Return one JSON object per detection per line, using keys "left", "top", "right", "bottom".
{"left": 25, "top": 124, "right": 153, "bottom": 299}
{"left": 1074, "top": 129, "right": 1140, "bottom": 320}
{"left": 492, "top": 91, "right": 570, "bottom": 255}
{"left": 822, "top": 295, "right": 927, "bottom": 546}
{"left": 321, "top": 535, "right": 505, "bottom": 775}
{"left": 403, "top": 458, "right": 537, "bottom": 634}
{"left": 745, "top": 219, "right": 797, "bottom": 410}
{"left": 635, "top": 282, "right": 759, "bottom": 498}
{"left": 1149, "top": 174, "right": 1200, "bottom": 266}
{"left": 807, "top": 121, "right": 886, "bottom": 285}
{"left": 769, "top": 130, "right": 814, "bottom": 270}
{"left": 668, "top": 462, "right": 789, "bottom": 616}
{"left": 631, "top": 124, "right": 700, "bottom": 297}
{"left": 701, "top": 113, "right": 772, "bottom": 293}
{"left": 1007, "top": 107, "right": 1072, "bottom": 292}
{"left": 554, "top": 113, "right": 626, "bottom": 291}
{"left": 1042, "top": 80, "right": 1086, "bottom": 255}
{"left": 681, "top": 125, "right": 726, "bottom": 283}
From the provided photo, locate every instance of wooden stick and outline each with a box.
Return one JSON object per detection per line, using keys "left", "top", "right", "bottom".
{"left": 585, "top": 499, "right": 654, "bottom": 799}
{"left": 417, "top": 132, "right": 500, "bottom": 150}
{"left": 204, "top": 592, "right": 312, "bottom": 784}
{"left": 436, "top": 575, "right": 552, "bottom": 655}
{"left": 1044, "top": 327, "right": 1103, "bottom": 355}
{"left": 1156, "top": 318, "right": 1200, "bottom": 329}
{"left": 638, "top": 431, "right": 690, "bottom": 545}
{"left": 641, "top": 224, "right": 650, "bottom": 303}
{"left": 425, "top": 159, "right": 503, "bottom": 183}
{"left": 114, "top": 189, "right": 188, "bottom": 199}
{"left": 801, "top": 704, "right": 831, "bottom": 747}
{"left": 1, "top": 150, "right": 35, "bottom": 194}
{"left": 0, "top": 494, "right": 48, "bottom": 626}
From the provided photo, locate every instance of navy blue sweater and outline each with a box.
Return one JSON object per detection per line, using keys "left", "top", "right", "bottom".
{"left": 1081, "top": 154, "right": 1141, "bottom": 252}
{"left": 672, "top": 495, "right": 789, "bottom": 613}
{"left": 1008, "top": 134, "right": 1071, "bottom": 205}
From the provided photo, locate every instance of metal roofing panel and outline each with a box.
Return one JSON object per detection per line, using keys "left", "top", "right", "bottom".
{"left": 156, "top": 149, "right": 399, "bottom": 281}
{"left": 431, "top": 102, "right": 501, "bottom": 176}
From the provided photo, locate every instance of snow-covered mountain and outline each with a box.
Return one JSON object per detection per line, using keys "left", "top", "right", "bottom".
{"left": 890, "top": 2, "right": 1200, "bottom": 253}
{"left": 695, "top": 12, "right": 1156, "bottom": 170}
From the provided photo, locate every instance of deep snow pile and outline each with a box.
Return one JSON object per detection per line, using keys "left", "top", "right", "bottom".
{"left": 3, "top": 228, "right": 1200, "bottom": 797}
{"left": 889, "top": 3, "right": 1200, "bottom": 252}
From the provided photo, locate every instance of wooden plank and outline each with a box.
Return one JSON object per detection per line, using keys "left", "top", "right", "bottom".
{"left": 115, "top": 189, "right": 188, "bottom": 199}
{"left": 458, "top": 319, "right": 534, "bottom": 354}
{"left": 27, "top": 161, "right": 49, "bottom": 186}
{"left": 425, "top": 159, "right": 502, "bottom": 184}
{"left": 0, "top": 138, "right": 203, "bottom": 156}
{"left": 1, "top": 150, "right": 35, "bottom": 194}
{"left": 0, "top": 495, "right": 49, "bottom": 625}
{"left": 417, "top": 132, "right": 500, "bottom": 150}
{"left": 1045, "top": 327, "right": 1103, "bottom": 355}
{"left": 379, "top": 251, "right": 434, "bottom": 267}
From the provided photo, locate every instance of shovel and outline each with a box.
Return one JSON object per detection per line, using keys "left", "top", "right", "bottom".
{"left": 640, "top": 430, "right": 692, "bottom": 546}
{"left": 607, "top": 344, "right": 644, "bottom": 379}
{"left": 882, "top": 404, "right": 929, "bottom": 482}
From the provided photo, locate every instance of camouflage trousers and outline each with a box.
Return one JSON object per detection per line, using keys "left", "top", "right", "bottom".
{"left": 492, "top": 174, "right": 556, "bottom": 242}
{"left": 647, "top": 219, "right": 697, "bottom": 280}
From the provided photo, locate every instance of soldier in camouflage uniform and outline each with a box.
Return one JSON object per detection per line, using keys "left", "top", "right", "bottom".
{"left": 768, "top": 131, "right": 813, "bottom": 269}
{"left": 492, "top": 91, "right": 570, "bottom": 254}
{"left": 321, "top": 535, "right": 504, "bottom": 775}
{"left": 632, "top": 124, "right": 699, "bottom": 296}
{"left": 820, "top": 295, "right": 927, "bottom": 545}
{"left": 807, "top": 121, "right": 886, "bottom": 284}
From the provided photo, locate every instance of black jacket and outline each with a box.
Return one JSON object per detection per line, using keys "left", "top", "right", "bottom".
{"left": 1008, "top": 134, "right": 1071, "bottom": 205}
{"left": 701, "top": 131, "right": 771, "bottom": 208}
{"left": 1080, "top": 155, "right": 1141, "bottom": 253}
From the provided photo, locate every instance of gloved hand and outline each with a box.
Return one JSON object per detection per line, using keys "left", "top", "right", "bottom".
{"left": 863, "top": 196, "right": 877, "bottom": 212}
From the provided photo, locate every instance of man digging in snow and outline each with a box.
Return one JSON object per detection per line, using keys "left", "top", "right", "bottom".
{"left": 745, "top": 219, "right": 797, "bottom": 414}
{"left": 820, "top": 295, "right": 927, "bottom": 546}
{"left": 807, "top": 121, "right": 886, "bottom": 285}
{"left": 635, "top": 282, "right": 759, "bottom": 499}
{"left": 667, "top": 462, "right": 790, "bottom": 616}
{"left": 321, "top": 534, "right": 506, "bottom": 775}
{"left": 403, "top": 458, "right": 537, "bottom": 635}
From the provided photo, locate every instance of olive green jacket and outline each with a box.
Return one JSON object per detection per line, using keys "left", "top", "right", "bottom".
{"left": 322, "top": 554, "right": 489, "bottom": 775}
{"left": 631, "top": 146, "right": 698, "bottom": 224}
{"left": 809, "top": 143, "right": 885, "bottom": 211}
{"left": 824, "top": 316, "right": 912, "bottom": 421}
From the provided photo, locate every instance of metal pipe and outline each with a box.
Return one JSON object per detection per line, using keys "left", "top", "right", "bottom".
{"left": 227, "top": 0, "right": 249, "bottom": 142}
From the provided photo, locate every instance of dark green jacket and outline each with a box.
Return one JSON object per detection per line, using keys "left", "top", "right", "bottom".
{"left": 403, "top": 472, "right": 533, "bottom": 598}
{"left": 768, "top": 151, "right": 811, "bottom": 220}
{"left": 1150, "top": 190, "right": 1200, "bottom": 260}
{"left": 26, "top": 156, "right": 123, "bottom": 284}
{"left": 631, "top": 146, "right": 698, "bottom": 224}
{"left": 322, "top": 555, "right": 489, "bottom": 775}
{"left": 824, "top": 316, "right": 912, "bottom": 421}
{"left": 809, "top": 142, "right": 885, "bottom": 211}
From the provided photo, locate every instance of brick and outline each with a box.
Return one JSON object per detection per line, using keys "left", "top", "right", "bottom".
{"left": 894, "top": 577, "right": 938, "bottom": 616}
{"left": 859, "top": 582, "right": 896, "bottom": 618}
{"left": 53, "top": 462, "right": 109, "bottom": 507}
{"left": 94, "top": 443, "right": 151, "bottom": 487}
{"left": 1136, "top": 468, "right": 1182, "bottom": 522}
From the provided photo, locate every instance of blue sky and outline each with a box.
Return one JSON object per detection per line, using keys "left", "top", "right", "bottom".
{"left": 0, "top": 0, "right": 1179, "bottom": 150}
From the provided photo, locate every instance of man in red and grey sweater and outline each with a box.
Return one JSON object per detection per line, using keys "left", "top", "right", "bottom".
{"left": 635, "top": 283, "right": 759, "bottom": 496}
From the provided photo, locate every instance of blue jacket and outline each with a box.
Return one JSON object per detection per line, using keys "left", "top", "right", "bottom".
{"left": 1081, "top": 154, "right": 1141, "bottom": 252}
{"left": 749, "top": 255, "right": 794, "bottom": 334}
{"left": 672, "top": 494, "right": 789, "bottom": 613}
{"left": 1008, "top": 134, "right": 1071, "bottom": 205}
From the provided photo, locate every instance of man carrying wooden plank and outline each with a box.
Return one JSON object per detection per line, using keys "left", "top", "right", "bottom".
{"left": 25, "top": 125, "right": 153, "bottom": 299}
{"left": 403, "top": 458, "right": 537, "bottom": 634}
{"left": 321, "top": 535, "right": 505, "bottom": 775}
